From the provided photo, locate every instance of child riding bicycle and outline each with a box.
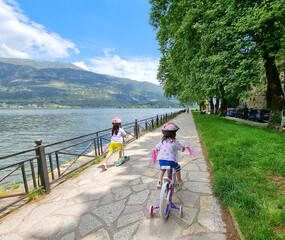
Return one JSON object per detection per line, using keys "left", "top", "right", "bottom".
{"left": 154, "top": 122, "right": 185, "bottom": 189}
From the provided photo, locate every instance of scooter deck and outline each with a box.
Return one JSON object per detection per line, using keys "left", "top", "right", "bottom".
{"left": 116, "top": 156, "right": 130, "bottom": 166}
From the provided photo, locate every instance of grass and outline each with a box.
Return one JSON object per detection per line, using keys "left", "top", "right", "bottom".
{"left": 69, "top": 172, "right": 79, "bottom": 178}
{"left": 92, "top": 154, "right": 106, "bottom": 164}
{"left": 0, "top": 186, "right": 7, "bottom": 196}
{"left": 9, "top": 182, "right": 20, "bottom": 190}
{"left": 192, "top": 112, "right": 285, "bottom": 240}
{"left": 28, "top": 188, "right": 46, "bottom": 200}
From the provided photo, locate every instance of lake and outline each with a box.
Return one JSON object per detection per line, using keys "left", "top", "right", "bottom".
{"left": 0, "top": 108, "right": 182, "bottom": 162}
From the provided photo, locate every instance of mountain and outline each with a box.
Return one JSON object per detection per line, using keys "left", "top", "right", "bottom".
{"left": 0, "top": 58, "right": 178, "bottom": 108}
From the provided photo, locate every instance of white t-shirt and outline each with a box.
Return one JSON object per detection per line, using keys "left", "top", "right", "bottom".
{"left": 111, "top": 128, "right": 126, "bottom": 143}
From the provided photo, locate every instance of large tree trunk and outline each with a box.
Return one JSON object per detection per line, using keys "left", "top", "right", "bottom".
{"left": 219, "top": 85, "right": 226, "bottom": 117}
{"left": 264, "top": 54, "right": 284, "bottom": 128}
{"left": 209, "top": 98, "right": 214, "bottom": 114}
{"left": 214, "top": 99, "right": 219, "bottom": 115}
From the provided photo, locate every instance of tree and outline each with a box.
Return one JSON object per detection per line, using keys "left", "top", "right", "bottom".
{"left": 150, "top": 0, "right": 285, "bottom": 127}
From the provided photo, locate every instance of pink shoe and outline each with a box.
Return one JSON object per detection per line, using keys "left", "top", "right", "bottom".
{"left": 101, "top": 163, "right": 107, "bottom": 171}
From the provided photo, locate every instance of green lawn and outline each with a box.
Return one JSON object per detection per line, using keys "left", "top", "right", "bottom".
{"left": 192, "top": 112, "right": 285, "bottom": 240}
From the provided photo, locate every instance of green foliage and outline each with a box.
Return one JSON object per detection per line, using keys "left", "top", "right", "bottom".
{"left": 28, "top": 188, "right": 46, "bottom": 200}
{"left": 69, "top": 172, "right": 79, "bottom": 178}
{"left": 9, "top": 182, "right": 20, "bottom": 190}
{"left": 150, "top": 0, "right": 285, "bottom": 126}
{"left": 193, "top": 112, "right": 285, "bottom": 239}
{"left": 0, "top": 186, "right": 7, "bottom": 196}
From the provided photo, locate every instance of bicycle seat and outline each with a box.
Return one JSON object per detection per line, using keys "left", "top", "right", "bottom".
{"left": 161, "top": 166, "right": 171, "bottom": 170}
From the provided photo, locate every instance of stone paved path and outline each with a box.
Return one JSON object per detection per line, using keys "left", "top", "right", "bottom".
{"left": 0, "top": 112, "right": 227, "bottom": 240}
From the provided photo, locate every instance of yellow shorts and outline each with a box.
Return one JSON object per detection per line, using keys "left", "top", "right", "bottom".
{"left": 108, "top": 142, "right": 123, "bottom": 154}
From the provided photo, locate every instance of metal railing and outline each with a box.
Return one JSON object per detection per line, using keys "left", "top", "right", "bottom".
{"left": 0, "top": 110, "right": 184, "bottom": 213}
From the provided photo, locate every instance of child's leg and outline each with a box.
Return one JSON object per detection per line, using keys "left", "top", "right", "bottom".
{"left": 101, "top": 142, "right": 115, "bottom": 170}
{"left": 176, "top": 171, "right": 182, "bottom": 182}
{"left": 158, "top": 170, "right": 165, "bottom": 181}
{"left": 118, "top": 151, "right": 122, "bottom": 159}
{"left": 157, "top": 170, "right": 164, "bottom": 189}
{"left": 103, "top": 153, "right": 111, "bottom": 163}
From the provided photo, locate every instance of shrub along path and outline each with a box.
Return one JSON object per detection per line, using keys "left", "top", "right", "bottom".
{"left": 0, "top": 113, "right": 229, "bottom": 240}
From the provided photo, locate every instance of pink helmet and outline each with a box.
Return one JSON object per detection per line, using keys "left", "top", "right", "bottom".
{"left": 161, "top": 122, "right": 179, "bottom": 132}
{"left": 112, "top": 117, "right": 122, "bottom": 124}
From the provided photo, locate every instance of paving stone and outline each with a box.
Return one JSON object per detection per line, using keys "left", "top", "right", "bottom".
{"left": 56, "top": 216, "right": 78, "bottom": 237}
{"left": 112, "top": 186, "right": 132, "bottom": 200}
{"left": 172, "top": 206, "right": 198, "bottom": 225}
{"left": 100, "top": 193, "right": 114, "bottom": 205}
{"left": 146, "top": 190, "right": 160, "bottom": 207}
{"left": 123, "top": 205, "right": 144, "bottom": 214}
{"left": 79, "top": 213, "right": 102, "bottom": 236}
{"left": 188, "top": 171, "right": 210, "bottom": 183}
{"left": 141, "top": 176, "right": 156, "bottom": 184}
{"left": 82, "top": 228, "right": 110, "bottom": 240}
{"left": 60, "top": 232, "right": 75, "bottom": 240}
{"left": 129, "top": 167, "right": 148, "bottom": 175}
{"left": 18, "top": 202, "right": 63, "bottom": 233}
{"left": 74, "top": 189, "right": 105, "bottom": 203}
{"left": 176, "top": 190, "right": 199, "bottom": 207}
{"left": 56, "top": 201, "right": 98, "bottom": 217}
{"left": 117, "top": 211, "right": 144, "bottom": 228}
{"left": 77, "top": 179, "right": 93, "bottom": 186}
{"left": 196, "top": 163, "right": 208, "bottom": 171}
{"left": 113, "top": 222, "right": 139, "bottom": 240}
{"left": 183, "top": 163, "right": 200, "bottom": 171}
{"left": 131, "top": 183, "right": 147, "bottom": 192}
{"left": 133, "top": 217, "right": 181, "bottom": 240}
{"left": 129, "top": 178, "right": 141, "bottom": 186}
{"left": 184, "top": 181, "right": 212, "bottom": 194}
{"left": 128, "top": 190, "right": 149, "bottom": 205}
{"left": 0, "top": 203, "right": 36, "bottom": 234}
{"left": 180, "top": 233, "right": 226, "bottom": 240}
{"left": 93, "top": 200, "right": 126, "bottom": 226}
{"left": 29, "top": 216, "right": 61, "bottom": 238}
{"left": 183, "top": 223, "right": 207, "bottom": 235}
{"left": 0, "top": 234, "right": 23, "bottom": 240}
{"left": 61, "top": 189, "right": 80, "bottom": 201}
{"left": 143, "top": 168, "right": 158, "bottom": 177}
{"left": 198, "top": 196, "right": 226, "bottom": 232}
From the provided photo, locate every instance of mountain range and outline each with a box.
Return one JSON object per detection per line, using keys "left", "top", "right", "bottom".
{"left": 0, "top": 58, "right": 178, "bottom": 108}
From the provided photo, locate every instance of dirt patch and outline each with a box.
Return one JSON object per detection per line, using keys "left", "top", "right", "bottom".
{"left": 198, "top": 135, "right": 240, "bottom": 240}
{"left": 268, "top": 174, "right": 285, "bottom": 195}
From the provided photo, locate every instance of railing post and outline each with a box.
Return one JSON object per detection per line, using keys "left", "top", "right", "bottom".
{"left": 134, "top": 119, "right": 138, "bottom": 139}
{"left": 145, "top": 121, "right": 148, "bottom": 131}
{"left": 156, "top": 115, "right": 159, "bottom": 126}
{"left": 35, "top": 139, "right": 51, "bottom": 193}
{"left": 152, "top": 118, "right": 154, "bottom": 129}
{"left": 166, "top": 113, "right": 168, "bottom": 122}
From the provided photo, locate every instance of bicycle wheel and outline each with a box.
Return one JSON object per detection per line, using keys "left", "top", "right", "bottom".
{"left": 160, "top": 182, "right": 170, "bottom": 219}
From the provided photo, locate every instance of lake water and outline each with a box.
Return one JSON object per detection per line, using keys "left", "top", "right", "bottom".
{"left": 0, "top": 108, "right": 182, "bottom": 164}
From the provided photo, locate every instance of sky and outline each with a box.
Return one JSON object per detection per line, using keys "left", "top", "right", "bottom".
{"left": 0, "top": 0, "right": 161, "bottom": 84}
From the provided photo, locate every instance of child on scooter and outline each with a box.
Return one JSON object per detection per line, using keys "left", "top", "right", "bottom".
{"left": 101, "top": 117, "right": 126, "bottom": 171}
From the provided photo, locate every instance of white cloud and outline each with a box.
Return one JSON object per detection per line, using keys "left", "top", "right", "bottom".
{"left": 88, "top": 49, "right": 159, "bottom": 85}
{"left": 73, "top": 61, "right": 89, "bottom": 71}
{"left": 0, "top": 0, "right": 78, "bottom": 59}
